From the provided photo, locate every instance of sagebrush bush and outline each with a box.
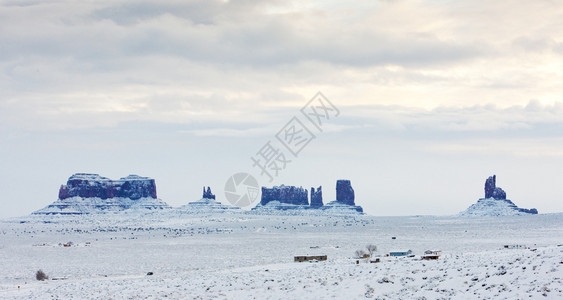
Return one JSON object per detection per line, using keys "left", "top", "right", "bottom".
{"left": 355, "top": 249, "right": 367, "bottom": 258}
{"left": 36, "top": 269, "right": 48, "bottom": 281}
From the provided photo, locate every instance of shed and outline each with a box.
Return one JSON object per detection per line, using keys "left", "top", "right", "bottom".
{"left": 503, "top": 245, "right": 528, "bottom": 249}
{"left": 389, "top": 250, "right": 413, "bottom": 257}
{"left": 422, "top": 250, "right": 441, "bottom": 260}
{"left": 294, "top": 255, "right": 327, "bottom": 262}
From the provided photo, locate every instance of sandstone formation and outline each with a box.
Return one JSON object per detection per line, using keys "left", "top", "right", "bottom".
{"left": 336, "top": 180, "right": 355, "bottom": 205}
{"left": 460, "top": 175, "right": 538, "bottom": 216}
{"left": 202, "top": 186, "right": 216, "bottom": 200}
{"left": 184, "top": 186, "right": 239, "bottom": 211}
{"left": 310, "top": 186, "right": 323, "bottom": 208}
{"left": 260, "top": 185, "right": 309, "bottom": 206}
{"left": 33, "top": 173, "right": 169, "bottom": 214}
{"left": 484, "top": 175, "right": 506, "bottom": 200}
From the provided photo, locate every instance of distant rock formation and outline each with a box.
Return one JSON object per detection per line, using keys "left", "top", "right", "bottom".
{"left": 336, "top": 180, "right": 355, "bottom": 205}
{"left": 184, "top": 186, "right": 239, "bottom": 211}
{"left": 310, "top": 186, "right": 323, "bottom": 207}
{"left": 321, "top": 180, "right": 363, "bottom": 213}
{"left": 202, "top": 186, "right": 216, "bottom": 200}
{"left": 460, "top": 175, "right": 537, "bottom": 216}
{"left": 58, "top": 173, "right": 157, "bottom": 200}
{"left": 253, "top": 180, "right": 363, "bottom": 213}
{"left": 33, "top": 173, "right": 169, "bottom": 215}
{"left": 484, "top": 175, "right": 506, "bottom": 200}
{"left": 260, "top": 185, "right": 309, "bottom": 206}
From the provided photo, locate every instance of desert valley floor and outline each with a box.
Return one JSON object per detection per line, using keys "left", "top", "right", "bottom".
{"left": 0, "top": 211, "right": 562, "bottom": 299}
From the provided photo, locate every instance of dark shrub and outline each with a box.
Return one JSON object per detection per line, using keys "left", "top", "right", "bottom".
{"left": 36, "top": 270, "right": 48, "bottom": 281}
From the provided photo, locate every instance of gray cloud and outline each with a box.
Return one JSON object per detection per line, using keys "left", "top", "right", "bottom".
{"left": 343, "top": 101, "right": 563, "bottom": 137}
{"left": 2, "top": 0, "right": 563, "bottom": 217}
{"left": 0, "top": 0, "right": 482, "bottom": 68}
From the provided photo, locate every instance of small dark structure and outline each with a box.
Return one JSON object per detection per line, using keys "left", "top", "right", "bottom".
{"left": 422, "top": 250, "right": 441, "bottom": 260}
{"left": 503, "top": 244, "right": 528, "bottom": 249}
{"left": 370, "top": 258, "right": 381, "bottom": 263}
{"left": 294, "top": 255, "right": 327, "bottom": 262}
{"left": 389, "top": 250, "right": 412, "bottom": 257}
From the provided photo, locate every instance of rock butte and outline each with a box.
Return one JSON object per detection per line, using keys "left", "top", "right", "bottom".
{"left": 253, "top": 180, "right": 363, "bottom": 213}
{"left": 460, "top": 175, "right": 538, "bottom": 216}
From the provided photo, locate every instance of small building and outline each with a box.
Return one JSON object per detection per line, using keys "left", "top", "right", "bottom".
{"left": 422, "top": 250, "right": 441, "bottom": 260}
{"left": 389, "top": 250, "right": 413, "bottom": 257}
{"left": 370, "top": 258, "right": 381, "bottom": 263}
{"left": 294, "top": 255, "right": 327, "bottom": 262}
{"left": 504, "top": 244, "right": 528, "bottom": 249}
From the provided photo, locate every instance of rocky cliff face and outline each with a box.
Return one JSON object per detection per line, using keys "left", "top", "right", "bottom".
{"left": 319, "top": 180, "right": 363, "bottom": 213}
{"left": 484, "top": 175, "right": 506, "bottom": 200}
{"left": 202, "top": 186, "right": 216, "bottom": 200}
{"left": 58, "top": 173, "right": 157, "bottom": 200}
{"left": 260, "top": 185, "right": 309, "bottom": 206}
{"left": 310, "top": 186, "right": 323, "bottom": 207}
{"left": 336, "top": 180, "right": 355, "bottom": 205}
{"left": 33, "top": 173, "right": 168, "bottom": 214}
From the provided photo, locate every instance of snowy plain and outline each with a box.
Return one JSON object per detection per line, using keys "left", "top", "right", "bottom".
{"left": 0, "top": 210, "right": 561, "bottom": 299}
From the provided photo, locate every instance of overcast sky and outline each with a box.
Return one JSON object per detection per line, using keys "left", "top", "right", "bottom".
{"left": 1, "top": 0, "right": 563, "bottom": 218}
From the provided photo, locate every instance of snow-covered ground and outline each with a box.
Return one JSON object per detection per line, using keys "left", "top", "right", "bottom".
{"left": 0, "top": 211, "right": 561, "bottom": 299}
{"left": 459, "top": 198, "right": 538, "bottom": 216}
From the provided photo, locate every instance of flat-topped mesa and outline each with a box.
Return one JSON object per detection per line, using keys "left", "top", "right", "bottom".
{"left": 484, "top": 175, "right": 506, "bottom": 200}
{"left": 202, "top": 186, "right": 216, "bottom": 200}
{"left": 336, "top": 180, "right": 355, "bottom": 205}
{"left": 310, "top": 186, "right": 323, "bottom": 207}
{"left": 58, "top": 173, "right": 157, "bottom": 200}
{"left": 33, "top": 173, "right": 168, "bottom": 215}
{"left": 260, "top": 185, "right": 309, "bottom": 206}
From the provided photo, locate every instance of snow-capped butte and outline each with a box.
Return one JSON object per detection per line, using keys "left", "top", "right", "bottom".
{"left": 33, "top": 173, "right": 169, "bottom": 215}
{"left": 179, "top": 186, "right": 240, "bottom": 211}
{"left": 460, "top": 175, "right": 538, "bottom": 216}
{"left": 253, "top": 180, "right": 364, "bottom": 213}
